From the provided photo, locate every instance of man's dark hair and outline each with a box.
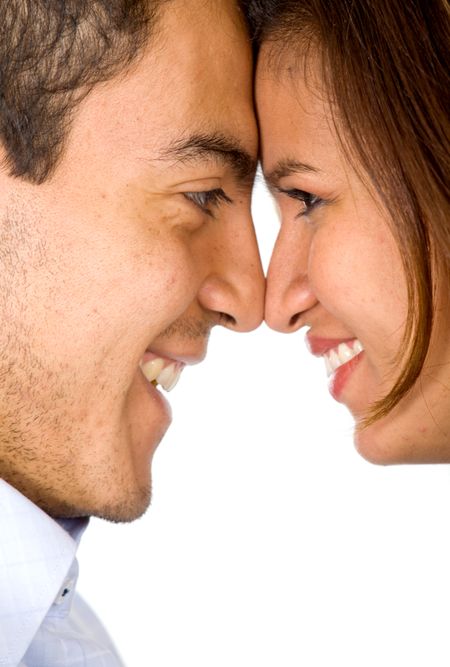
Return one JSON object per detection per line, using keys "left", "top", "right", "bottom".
{"left": 0, "top": 1, "right": 160, "bottom": 183}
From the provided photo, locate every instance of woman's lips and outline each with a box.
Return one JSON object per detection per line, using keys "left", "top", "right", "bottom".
{"left": 328, "top": 351, "right": 364, "bottom": 402}
{"left": 306, "top": 334, "right": 365, "bottom": 402}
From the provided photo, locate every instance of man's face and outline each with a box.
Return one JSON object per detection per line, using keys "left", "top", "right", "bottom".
{"left": 0, "top": 0, "right": 263, "bottom": 520}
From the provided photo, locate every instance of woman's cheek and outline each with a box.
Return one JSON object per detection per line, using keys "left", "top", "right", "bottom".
{"left": 308, "top": 230, "right": 365, "bottom": 319}
{"left": 309, "top": 227, "right": 404, "bottom": 342}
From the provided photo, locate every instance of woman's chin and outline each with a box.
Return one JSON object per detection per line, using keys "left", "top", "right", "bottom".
{"left": 353, "top": 408, "right": 450, "bottom": 465}
{"left": 353, "top": 423, "right": 403, "bottom": 465}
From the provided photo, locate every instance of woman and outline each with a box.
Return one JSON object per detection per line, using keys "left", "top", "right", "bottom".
{"left": 250, "top": 0, "right": 450, "bottom": 463}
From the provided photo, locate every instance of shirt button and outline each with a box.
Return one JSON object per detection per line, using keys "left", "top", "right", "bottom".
{"left": 54, "top": 578, "right": 75, "bottom": 605}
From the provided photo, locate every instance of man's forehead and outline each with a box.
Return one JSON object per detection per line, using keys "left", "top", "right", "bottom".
{"left": 74, "top": 0, "right": 256, "bottom": 179}
{"left": 150, "top": 0, "right": 248, "bottom": 57}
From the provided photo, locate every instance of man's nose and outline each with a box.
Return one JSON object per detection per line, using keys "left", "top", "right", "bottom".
{"left": 197, "top": 217, "right": 265, "bottom": 332}
{"left": 265, "top": 223, "right": 317, "bottom": 332}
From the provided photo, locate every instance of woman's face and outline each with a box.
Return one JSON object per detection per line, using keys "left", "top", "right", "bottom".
{"left": 256, "top": 47, "right": 450, "bottom": 463}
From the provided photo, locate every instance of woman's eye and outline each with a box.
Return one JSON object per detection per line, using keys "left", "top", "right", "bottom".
{"left": 183, "top": 188, "right": 232, "bottom": 216}
{"left": 278, "top": 187, "right": 323, "bottom": 218}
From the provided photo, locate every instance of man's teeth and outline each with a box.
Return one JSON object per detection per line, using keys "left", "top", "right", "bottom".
{"left": 140, "top": 358, "right": 182, "bottom": 392}
{"left": 324, "top": 340, "right": 363, "bottom": 377}
{"left": 156, "top": 364, "right": 182, "bottom": 391}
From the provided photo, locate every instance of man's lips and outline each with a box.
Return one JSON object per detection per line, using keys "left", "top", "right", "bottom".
{"left": 138, "top": 343, "right": 208, "bottom": 393}
{"left": 144, "top": 342, "right": 208, "bottom": 366}
{"left": 139, "top": 351, "right": 185, "bottom": 392}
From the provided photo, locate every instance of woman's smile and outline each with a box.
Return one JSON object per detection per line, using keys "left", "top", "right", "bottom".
{"left": 306, "top": 335, "right": 364, "bottom": 401}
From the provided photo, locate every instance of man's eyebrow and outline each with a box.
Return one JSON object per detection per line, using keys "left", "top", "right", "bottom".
{"left": 161, "top": 132, "right": 257, "bottom": 184}
{"left": 264, "top": 159, "right": 320, "bottom": 190}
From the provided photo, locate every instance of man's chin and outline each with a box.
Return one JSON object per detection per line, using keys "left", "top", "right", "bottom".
{"left": 94, "top": 490, "right": 152, "bottom": 524}
{"left": 47, "top": 483, "right": 153, "bottom": 524}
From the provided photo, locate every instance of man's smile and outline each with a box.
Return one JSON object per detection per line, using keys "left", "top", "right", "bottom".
{"left": 139, "top": 353, "right": 185, "bottom": 392}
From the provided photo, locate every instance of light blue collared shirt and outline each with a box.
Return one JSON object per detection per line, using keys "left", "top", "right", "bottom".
{"left": 0, "top": 480, "right": 125, "bottom": 666}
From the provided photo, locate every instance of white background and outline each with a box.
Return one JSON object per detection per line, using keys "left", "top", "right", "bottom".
{"left": 78, "top": 179, "right": 450, "bottom": 666}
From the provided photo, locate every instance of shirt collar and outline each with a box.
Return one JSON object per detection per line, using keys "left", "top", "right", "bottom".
{"left": 56, "top": 516, "right": 90, "bottom": 546}
{"left": 0, "top": 479, "right": 86, "bottom": 667}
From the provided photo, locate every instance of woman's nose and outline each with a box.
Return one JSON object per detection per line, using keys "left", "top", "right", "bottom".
{"left": 265, "top": 224, "right": 317, "bottom": 332}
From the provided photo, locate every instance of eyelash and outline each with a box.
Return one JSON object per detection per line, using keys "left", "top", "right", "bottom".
{"left": 277, "top": 187, "right": 323, "bottom": 218}
{"left": 184, "top": 188, "right": 233, "bottom": 216}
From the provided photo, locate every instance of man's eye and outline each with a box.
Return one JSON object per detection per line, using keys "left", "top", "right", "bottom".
{"left": 277, "top": 187, "right": 323, "bottom": 218}
{"left": 183, "top": 188, "right": 233, "bottom": 216}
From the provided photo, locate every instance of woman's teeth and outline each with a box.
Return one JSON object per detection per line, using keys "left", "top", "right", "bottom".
{"left": 139, "top": 357, "right": 182, "bottom": 391}
{"left": 324, "top": 339, "right": 363, "bottom": 376}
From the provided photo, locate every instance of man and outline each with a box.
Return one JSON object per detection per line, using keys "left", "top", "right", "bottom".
{"left": 0, "top": 1, "right": 264, "bottom": 663}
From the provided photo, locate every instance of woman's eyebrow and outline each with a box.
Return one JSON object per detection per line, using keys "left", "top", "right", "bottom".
{"left": 160, "top": 132, "right": 257, "bottom": 186}
{"left": 264, "top": 158, "right": 320, "bottom": 190}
